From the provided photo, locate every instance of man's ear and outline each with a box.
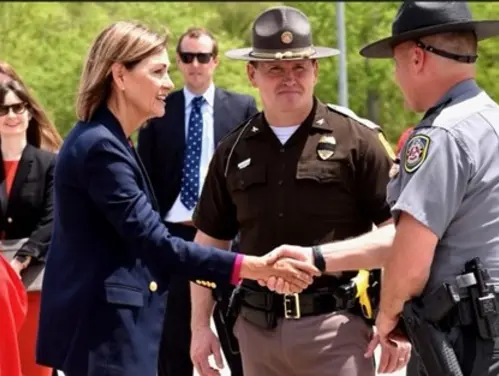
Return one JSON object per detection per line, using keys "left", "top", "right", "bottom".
{"left": 246, "top": 63, "right": 257, "bottom": 88}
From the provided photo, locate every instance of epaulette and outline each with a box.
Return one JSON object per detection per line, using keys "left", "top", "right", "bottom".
{"left": 217, "top": 112, "right": 261, "bottom": 147}
{"left": 327, "top": 104, "right": 381, "bottom": 131}
{"left": 327, "top": 104, "right": 395, "bottom": 160}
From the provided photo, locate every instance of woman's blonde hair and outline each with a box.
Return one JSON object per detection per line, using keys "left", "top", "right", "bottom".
{"left": 76, "top": 21, "right": 168, "bottom": 122}
{"left": 0, "top": 61, "right": 63, "bottom": 152}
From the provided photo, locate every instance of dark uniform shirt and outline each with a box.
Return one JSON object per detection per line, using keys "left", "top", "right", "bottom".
{"left": 193, "top": 99, "right": 393, "bottom": 284}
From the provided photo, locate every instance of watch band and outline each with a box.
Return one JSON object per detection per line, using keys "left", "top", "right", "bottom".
{"left": 311, "top": 246, "right": 326, "bottom": 273}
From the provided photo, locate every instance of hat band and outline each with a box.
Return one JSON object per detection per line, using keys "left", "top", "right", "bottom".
{"left": 249, "top": 47, "right": 316, "bottom": 60}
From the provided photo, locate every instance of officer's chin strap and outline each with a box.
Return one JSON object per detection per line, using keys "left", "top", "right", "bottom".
{"left": 415, "top": 39, "right": 478, "bottom": 64}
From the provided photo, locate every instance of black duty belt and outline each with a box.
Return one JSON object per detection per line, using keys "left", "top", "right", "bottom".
{"left": 239, "top": 281, "right": 346, "bottom": 320}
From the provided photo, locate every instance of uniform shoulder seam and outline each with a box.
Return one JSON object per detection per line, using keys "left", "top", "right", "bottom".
{"left": 217, "top": 112, "right": 260, "bottom": 147}
{"left": 326, "top": 103, "right": 380, "bottom": 131}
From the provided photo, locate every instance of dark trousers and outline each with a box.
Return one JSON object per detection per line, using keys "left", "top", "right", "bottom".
{"left": 158, "top": 222, "right": 243, "bottom": 376}
{"left": 406, "top": 326, "right": 499, "bottom": 376}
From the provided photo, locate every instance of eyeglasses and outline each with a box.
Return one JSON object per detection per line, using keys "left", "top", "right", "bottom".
{"left": 0, "top": 102, "right": 27, "bottom": 116}
{"left": 179, "top": 52, "right": 213, "bottom": 64}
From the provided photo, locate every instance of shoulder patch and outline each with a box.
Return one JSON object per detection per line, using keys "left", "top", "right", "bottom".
{"left": 404, "top": 134, "right": 431, "bottom": 173}
{"left": 327, "top": 104, "right": 380, "bottom": 131}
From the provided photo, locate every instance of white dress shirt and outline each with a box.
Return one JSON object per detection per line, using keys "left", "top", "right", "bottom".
{"left": 165, "top": 84, "right": 215, "bottom": 223}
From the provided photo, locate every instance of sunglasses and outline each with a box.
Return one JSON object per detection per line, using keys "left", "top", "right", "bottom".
{"left": 0, "top": 102, "right": 27, "bottom": 116}
{"left": 179, "top": 52, "right": 213, "bottom": 64}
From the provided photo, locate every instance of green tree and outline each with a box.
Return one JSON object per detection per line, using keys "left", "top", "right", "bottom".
{"left": 0, "top": 2, "right": 498, "bottom": 144}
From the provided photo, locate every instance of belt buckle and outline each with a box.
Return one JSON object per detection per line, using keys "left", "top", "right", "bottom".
{"left": 284, "top": 293, "right": 301, "bottom": 319}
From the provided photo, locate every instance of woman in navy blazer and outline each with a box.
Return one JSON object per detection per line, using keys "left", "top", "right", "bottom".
{"left": 36, "top": 22, "right": 319, "bottom": 376}
{"left": 0, "top": 61, "right": 62, "bottom": 376}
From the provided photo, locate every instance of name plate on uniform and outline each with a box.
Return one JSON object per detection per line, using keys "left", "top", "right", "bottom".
{"left": 0, "top": 238, "right": 44, "bottom": 292}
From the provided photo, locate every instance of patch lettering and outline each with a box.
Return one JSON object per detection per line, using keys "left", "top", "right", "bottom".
{"left": 404, "top": 134, "right": 430, "bottom": 173}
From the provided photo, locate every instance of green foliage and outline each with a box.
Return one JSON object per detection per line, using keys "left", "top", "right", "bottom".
{"left": 1, "top": 2, "right": 498, "bottom": 144}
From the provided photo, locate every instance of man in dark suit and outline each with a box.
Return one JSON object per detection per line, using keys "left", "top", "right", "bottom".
{"left": 137, "top": 26, "right": 258, "bottom": 376}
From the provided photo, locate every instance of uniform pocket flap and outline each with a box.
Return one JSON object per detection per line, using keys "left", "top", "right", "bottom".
{"left": 228, "top": 165, "right": 267, "bottom": 191}
{"left": 296, "top": 164, "right": 342, "bottom": 183}
{"left": 103, "top": 284, "right": 144, "bottom": 307}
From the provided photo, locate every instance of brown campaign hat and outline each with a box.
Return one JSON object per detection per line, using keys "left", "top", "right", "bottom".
{"left": 360, "top": 1, "right": 499, "bottom": 59}
{"left": 226, "top": 6, "right": 340, "bottom": 61}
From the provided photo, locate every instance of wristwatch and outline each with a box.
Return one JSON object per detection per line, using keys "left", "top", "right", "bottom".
{"left": 14, "top": 255, "right": 32, "bottom": 269}
{"left": 311, "top": 246, "right": 326, "bottom": 273}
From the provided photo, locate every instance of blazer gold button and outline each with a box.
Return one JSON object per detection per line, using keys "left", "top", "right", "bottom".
{"left": 149, "top": 281, "right": 158, "bottom": 292}
{"left": 7, "top": 217, "right": 12, "bottom": 223}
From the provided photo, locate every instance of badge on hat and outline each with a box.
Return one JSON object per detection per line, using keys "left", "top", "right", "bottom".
{"left": 316, "top": 135, "right": 337, "bottom": 160}
{"left": 281, "top": 31, "right": 293, "bottom": 44}
{"left": 404, "top": 134, "right": 431, "bottom": 173}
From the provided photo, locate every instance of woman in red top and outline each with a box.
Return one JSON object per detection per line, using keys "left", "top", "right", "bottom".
{"left": 0, "top": 61, "right": 62, "bottom": 376}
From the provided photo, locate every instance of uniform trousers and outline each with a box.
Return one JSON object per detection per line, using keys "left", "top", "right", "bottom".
{"left": 233, "top": 311, "right": 375, "bottom": 376}
{"left": 158, "top": 222, "right": 243, "bottom": 376}
{"left": 407, "top": 325, "right": 499, "bottom": 376}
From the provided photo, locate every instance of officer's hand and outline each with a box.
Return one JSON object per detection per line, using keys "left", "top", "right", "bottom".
{"left": 9, "top": 259, "right": 24, "bottom": 278}
{"left": 191, "top": 326, "right": 224, "bottom": 376}
{"left": 365, "top": 319, "right": 411, "bottom": 373}
{"left": 264, "top": 244, "right": 314, "bottom": 266}
{"left": 257, "top": 245, "right": 317, "bottom": 293}
{"left": 240, "top": 255, "right": 320, "bottom": 292}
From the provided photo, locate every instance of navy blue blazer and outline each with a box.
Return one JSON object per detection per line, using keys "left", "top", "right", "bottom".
{"left": 36, "top": 105, "right": 237, "bottom": 376}
{"left": 137, "top": 87, "right": 258, "bottom": 218}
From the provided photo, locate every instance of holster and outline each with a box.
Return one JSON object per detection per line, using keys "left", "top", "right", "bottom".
{"left": 237, "top": 282, "right": 278, "bottom": 330}
{"left": 401, "top": 298, "right": 464, "bottom": 376}
{"left": 214, "top": 283, "right": 241, "bottom": 354}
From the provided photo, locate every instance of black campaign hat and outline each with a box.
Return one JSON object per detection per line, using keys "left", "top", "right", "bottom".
{"left": 226, "top": 6, "right": 339, "bottom": 61}
{"left": 360, "top": 1, "right": 499, "bottom": 59}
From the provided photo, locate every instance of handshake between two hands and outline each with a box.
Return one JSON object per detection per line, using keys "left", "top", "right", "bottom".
{"left": 239, "top": 244, "right": 319, "bottom": 294}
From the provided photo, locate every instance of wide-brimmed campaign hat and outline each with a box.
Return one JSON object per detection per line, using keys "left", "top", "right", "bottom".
{"left": 226, "top": 6, "right": 340, "bottom": 61}
{"left": 360, "top": 1, "right": 499, "bottom": 59}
